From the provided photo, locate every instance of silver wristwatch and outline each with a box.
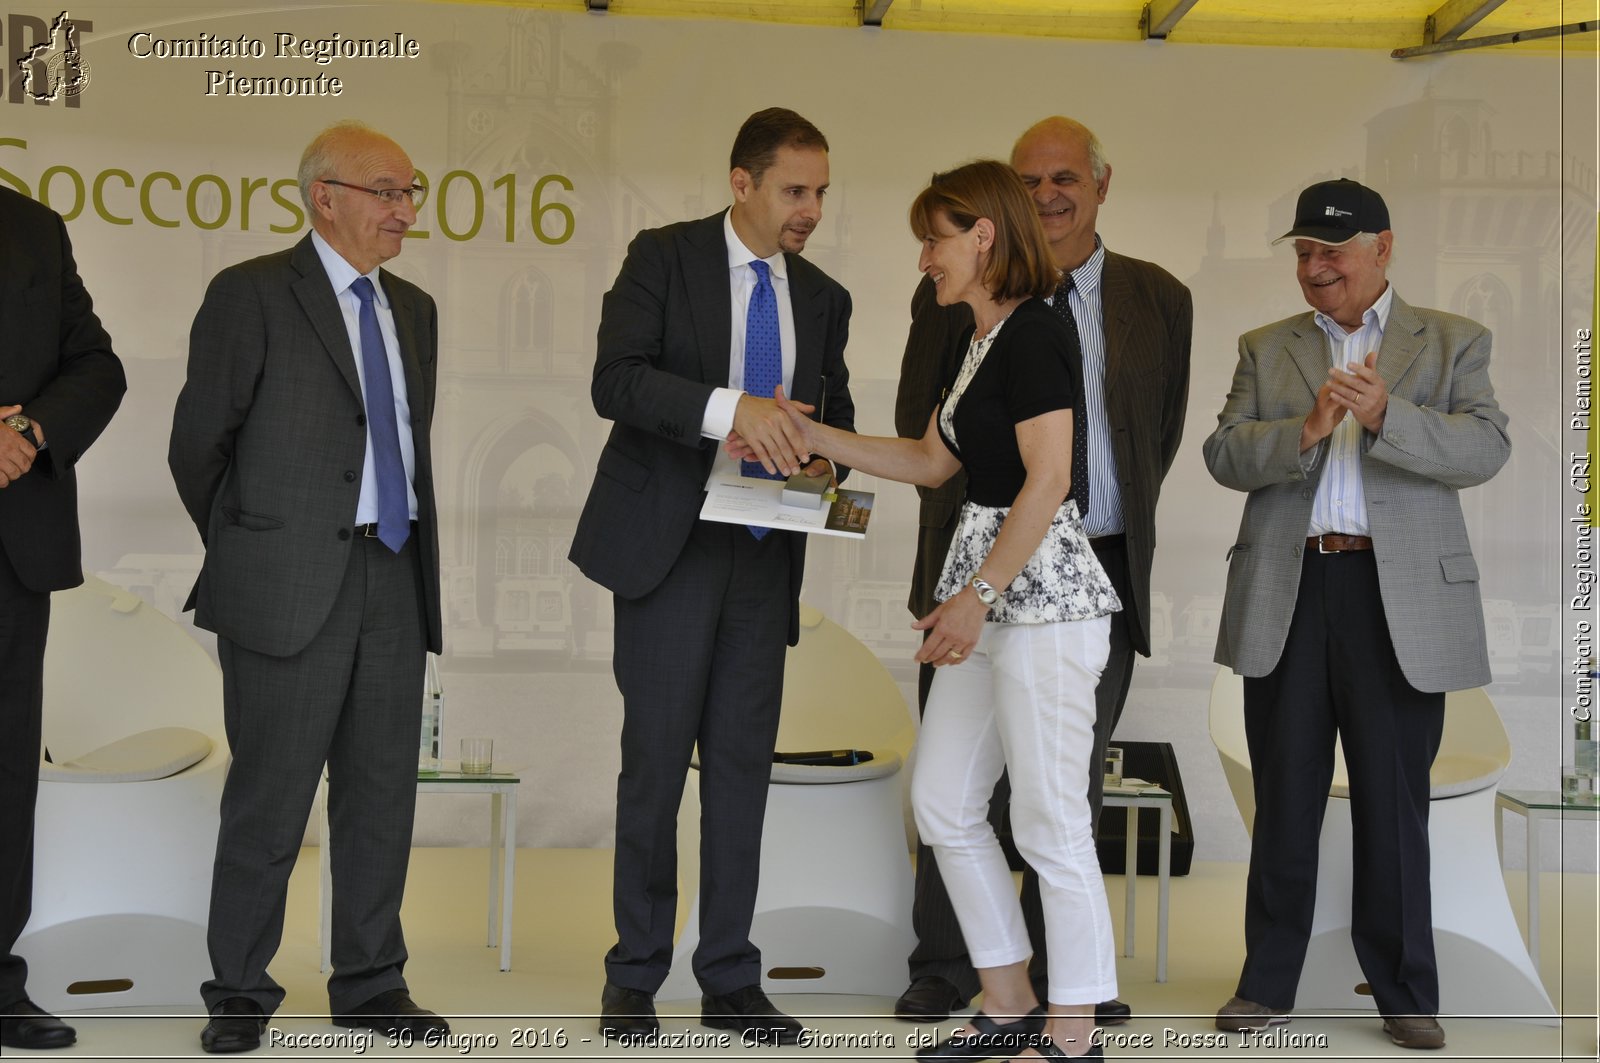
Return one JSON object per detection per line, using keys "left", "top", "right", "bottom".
{"left": 969, "top": 576, "right": 1000, "bottom": 606}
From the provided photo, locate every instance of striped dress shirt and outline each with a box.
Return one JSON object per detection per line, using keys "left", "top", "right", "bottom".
{"left": 1050, "top": 238, "right": 1121, "bottom": 537}
{"left": 1306, "top": 284, "right": 1394, "bottom": 536}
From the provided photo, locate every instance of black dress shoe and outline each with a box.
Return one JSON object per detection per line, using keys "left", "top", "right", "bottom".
{"left": 894, "top": 976, "right": 969, "bottom": 1023}
{"left": 200, "top": 996, "right": 266, "bottom": 1054}
{"left": 1095, "top": 998, "right": 1132, "bottom": 1026}
{"left": 333, "top": 989, "right": 449, "bottom": 1038}
{"left": 599, "top": 982, "right": 659, "bottom": 1040}
{"left": 915, "top": 1006, "right": 1045, "bottom": 1061}
{"left": 1, "top": 999, "right": 76, "bottom": 1051}
{"left": 701, "top": 985, "right": 803, "bottom": 1045}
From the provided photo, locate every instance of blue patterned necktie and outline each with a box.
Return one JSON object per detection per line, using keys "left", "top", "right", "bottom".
{"left": 351, "top": 277, "right": 410, "bottom": 552}
{"left": 741, "top": 260, "right": 783, "bottom": 539}
{"left": 1048, "top": 274, "right": 1091, "bottom": 524}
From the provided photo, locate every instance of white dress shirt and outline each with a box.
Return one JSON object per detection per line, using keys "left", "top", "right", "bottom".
{"left": 1049, "top": 236, "right": 1121, "bottom": 537}
{"left": 700, "top": 210, "right": 798, "bottom": 441}
{"left": 1306, "top": 284, "right": 1393, "bottom": 537}
{"left": 311, "top": 230, "right": 419, "bottom": 523}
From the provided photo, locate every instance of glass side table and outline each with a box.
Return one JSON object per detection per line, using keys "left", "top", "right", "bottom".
{"left": 319, "top": 766, "right": 521, "bottom": 972}
{"left": 1494, "top": 788, "right": 1600, "bottom": 972}
{"left": 1102, "top": 784, "right": 1174, "bottom": 982}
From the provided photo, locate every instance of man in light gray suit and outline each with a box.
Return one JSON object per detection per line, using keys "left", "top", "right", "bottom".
{"left": 1204, "top": 179, "right": 1510, "bottom": 1051}
{"left": 170, "top": 122, "right": 447, "bottom": 1054}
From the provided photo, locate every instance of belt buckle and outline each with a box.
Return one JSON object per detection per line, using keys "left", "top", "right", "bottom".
{"left": 1317, "top": 535, "right": 1333, "bottom": 555}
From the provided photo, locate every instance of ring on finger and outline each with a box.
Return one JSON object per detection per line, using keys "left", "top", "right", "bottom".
{"left": 947, "top": 648, "right": 962, "bottom": 659}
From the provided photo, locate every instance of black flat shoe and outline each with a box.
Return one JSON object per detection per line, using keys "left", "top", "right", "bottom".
{"left": 915, "top": 1006, "right": 1046, "bottom": 1061}
{"left": 199, "top": 997, "right": 266, "bottom": 1054}
{"left": 895, "top": 976, "right": 969, "bottom": 1023}
{"left": 599, "top": 982, "right": 660, "bottom": 1040}
{"left": 1, "top": 999, "right": 76, "bottom": 1051}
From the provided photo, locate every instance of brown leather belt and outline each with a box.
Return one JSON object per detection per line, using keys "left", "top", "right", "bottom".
{"left": 1308, "top": 534, "right": 1373, "bottom": 553}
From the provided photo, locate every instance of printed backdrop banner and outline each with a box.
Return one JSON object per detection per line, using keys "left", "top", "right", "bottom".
{"left": 5, "top": 2, "right": 1594, "bottom": 865}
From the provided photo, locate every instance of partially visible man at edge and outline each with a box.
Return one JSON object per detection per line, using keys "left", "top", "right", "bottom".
{"left": 0, "top": 186, "right": 126, "bottom": 1054}
{"left": 890, "top": 115, "right": 1192, "bottom": 1027}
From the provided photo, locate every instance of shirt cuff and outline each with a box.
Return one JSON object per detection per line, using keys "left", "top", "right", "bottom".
{"left": 702, "top": 387, "right": 742, "bottom": 441}
{"left": 1298, "top": 438, "right": 1325, "bottom": 476}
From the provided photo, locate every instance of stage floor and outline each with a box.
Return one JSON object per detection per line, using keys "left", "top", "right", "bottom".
{"left": 16, "top": 848, "right": 1598, "bottom": 1060}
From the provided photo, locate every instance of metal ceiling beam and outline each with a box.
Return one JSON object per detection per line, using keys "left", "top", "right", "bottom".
{"left": 1394, "top": 19, "right": 1595, "bottom": 58}
{"left": 862, "top": 0, "right": 894, "bottom": 27}
{"left": 1141, "top": 0, "right": 1202, "bottom": 41}
{"left": 1425, "top": 0, "right": 1506, "bottom": 44}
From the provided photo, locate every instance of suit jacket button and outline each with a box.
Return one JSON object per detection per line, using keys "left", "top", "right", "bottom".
{"left": 357, "top": 414, "right": 366, "bottom": 427}
{"left": 344, "top": 470, "right": 357, "bottom": 482}
{"left": 338, "top": 528, "right": 351, "bottom": 541}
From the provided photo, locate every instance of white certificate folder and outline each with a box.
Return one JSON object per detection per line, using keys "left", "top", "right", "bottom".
{"left": 700, "top": 459, "right": 874, "bottom": 540}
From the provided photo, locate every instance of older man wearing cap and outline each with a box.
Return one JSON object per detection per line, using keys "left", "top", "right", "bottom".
{"left": 1203, "top": 178, "right": 1509, "bottom": 1050}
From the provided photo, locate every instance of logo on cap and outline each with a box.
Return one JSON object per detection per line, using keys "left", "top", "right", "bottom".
{"left": 1324, "top": 207, "right": 1353, "bottom": 218}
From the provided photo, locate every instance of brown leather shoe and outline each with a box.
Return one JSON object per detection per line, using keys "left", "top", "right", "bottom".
{"left": 1214, "top": 995, "right": 1290, "bottom": 1031}
{"left": 1383, "top": 1015, "right": 1445, "bottom": 1050}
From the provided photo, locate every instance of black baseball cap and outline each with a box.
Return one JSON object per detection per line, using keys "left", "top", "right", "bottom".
{"left": 1273, "top": 178, "right": 1391, "bottom": 246}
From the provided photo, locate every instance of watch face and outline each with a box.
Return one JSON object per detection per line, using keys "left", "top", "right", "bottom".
{"left": 4, "top": 415, "right": 29, "bottom": 432}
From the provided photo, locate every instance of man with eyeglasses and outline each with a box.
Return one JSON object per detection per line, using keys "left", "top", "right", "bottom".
{"left": 170, "top": 121, "right": 446, "bottom": 1054}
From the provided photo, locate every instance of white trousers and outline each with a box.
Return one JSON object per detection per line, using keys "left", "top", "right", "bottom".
{"left": 911, "top": 617, "right": 1117, "bottom": 1006}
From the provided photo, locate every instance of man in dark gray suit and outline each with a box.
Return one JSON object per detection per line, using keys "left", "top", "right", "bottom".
{"left": 1205, "top": 179, "right": 1510, "bottom": 1051}
{"left": 170, "top": 122, "right": 447, "bottom": 1054}
{"left": 569, "top": 107, "right": 854, "bottom": 1045}
{"left": 891, "top": 116, "right": 1191, "bottom": 1026}
{"left": 0, "top": 187, "right": 125, "bottom": 1053}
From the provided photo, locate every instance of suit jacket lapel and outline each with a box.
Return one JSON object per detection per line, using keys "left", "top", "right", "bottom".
{"left": 1285, "top": 316, "right": 1329, "bottom": 400}
{"left": 1375, "top": 294, "right": 1425, "bottom": 392}
{"left": 383, "top": 273, "right": 427, "bottom": 418}
{"left": 684, "top": 213, "right": 732, "bottom": 388}
{"left": 1098, "top": 252, "right": 1132, "bottom": 392}
{"left": 289, "top": 237, "right": 362, "bottom": 402}
{"left": 787, "top": 257, "right": 825, "bottom": 407}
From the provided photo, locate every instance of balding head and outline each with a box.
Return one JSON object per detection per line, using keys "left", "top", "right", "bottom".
{"left": 298, "top": 121, "right": 419, "bottom": 274}
{"left": 1011, "top": 116, "right": 1107, "bottom": 184}
{"left": 1008, "top": 116, "right": 1111, "bottom": 270}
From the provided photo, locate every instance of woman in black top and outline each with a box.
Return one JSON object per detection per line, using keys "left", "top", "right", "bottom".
{"left": 737, "top": 161, "right": 1121, "bottom": 1060}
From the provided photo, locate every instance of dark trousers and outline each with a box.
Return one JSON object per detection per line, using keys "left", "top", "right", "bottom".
{"left": 1236, "top": 549, "right": 1444, "bottom": 1016}
{"left": 0, "top": 549, "right": 49, "bottom": 1009}
{"left": 907, "top": 535, "right": 1135, "bottom": 998}
{"left": 606, "top": 521, "right": 790, "bottom": 996}
{"left": 202, "top": 535, "right": 427, "bottom": 1016}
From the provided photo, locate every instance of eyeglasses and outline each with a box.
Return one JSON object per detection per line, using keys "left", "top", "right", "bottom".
{"left": 321, "top": 179, "right": 427, "bottom": 208}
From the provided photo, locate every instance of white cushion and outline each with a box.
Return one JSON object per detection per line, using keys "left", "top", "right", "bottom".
{"left": 39, "top": 727, "right": 213, "bottom": 783}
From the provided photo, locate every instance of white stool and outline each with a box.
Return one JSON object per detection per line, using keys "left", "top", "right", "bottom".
{"left": 658, "top": 754, "right": 914, "bottom": 1000}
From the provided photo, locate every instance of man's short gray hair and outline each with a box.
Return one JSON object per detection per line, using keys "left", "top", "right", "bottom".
{"left": 298, "top": 120, "right": 375, "bottom": 210}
